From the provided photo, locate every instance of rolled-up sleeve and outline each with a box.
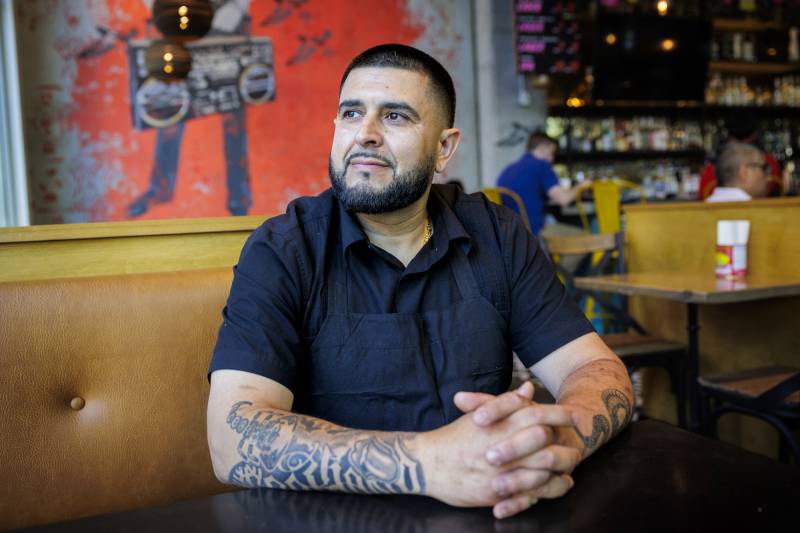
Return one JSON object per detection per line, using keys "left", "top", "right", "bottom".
{"left": 208, "top": 224, "right": 305, "bottom": 391}
{"left": 502, "top": 214, "right": 595, "bottom": 367}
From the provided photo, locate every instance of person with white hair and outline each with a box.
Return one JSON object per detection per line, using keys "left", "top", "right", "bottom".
{"left": 706, "top": 141, "right": 769, "bottom": 202}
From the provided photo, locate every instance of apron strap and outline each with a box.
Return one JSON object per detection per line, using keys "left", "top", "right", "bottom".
{"left": 452, "top": 192, "right": 511, "bottom": 316}
{"left": 321, "top": 215, "right": 349, "bottom": 320}
{"left": 449, "top": 242, "right": 481, "bottom": 300}
{"left": 325, "top": 254, "right": 348, "bottom": 316}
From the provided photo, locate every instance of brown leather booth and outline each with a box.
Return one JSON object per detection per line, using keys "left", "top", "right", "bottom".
{"left": 0, "top": 218, "right": 266, "bottom": 530}
{"left": 0, "top": 268, "right": 235, "bottom": 529}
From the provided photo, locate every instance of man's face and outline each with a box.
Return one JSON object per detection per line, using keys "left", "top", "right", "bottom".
{"left": 329, "top": 67, "right": 445, "bottom": 214}
{"left": 532, "top": 142, "right": 556, "bottom": 164}
{"left": 739, "top": 152, "right": 769, "bottom": 198}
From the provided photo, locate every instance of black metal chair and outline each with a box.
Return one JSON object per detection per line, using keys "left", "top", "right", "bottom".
{"left": 542, "top": 232, "right": 687, "bottom": 428}
{"left": 699, "top": 366, "right": 800, "bottom": 464}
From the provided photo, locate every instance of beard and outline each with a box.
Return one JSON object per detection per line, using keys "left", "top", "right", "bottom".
{"left": 328, "top": 152, "right": 435, "bottom": 214}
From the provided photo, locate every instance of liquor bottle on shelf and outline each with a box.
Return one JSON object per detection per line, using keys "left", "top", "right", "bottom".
{"left": 789, "top": 27, "right": 799, "bottom": 63}
{"left": 732, "top": 32, "right": 744, "bottom": 61}
{"left": 706, "top": 74, "right": 800, "bottom": 106}
{"left": 762, "top": 119, "right": 797, "bottom": 163}
{"left": 554, "top": 160, "right": 704, "bottom": 201}
{"left": 553, "top": 116, "right": 710, "bottom": 156}
{"left": 742, "top": 33, "right": 756, "bottom": 62}
{"left": 785, "top": 160, "right": 799, "bottom": 195}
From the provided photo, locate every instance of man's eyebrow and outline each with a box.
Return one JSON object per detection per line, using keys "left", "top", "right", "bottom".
{"left": 337, "top": 99, "right": 421, "bottom": 121}
{"left": 338, "top": 99, "right": 363, "bottom": 112}
{"left": 381, "top": 101, "right": 421, "bottom": 121}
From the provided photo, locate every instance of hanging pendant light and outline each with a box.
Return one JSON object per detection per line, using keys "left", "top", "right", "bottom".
{"left": 145, "top": 41, "right": 193, "bottom": 81}
{"left": 152, "top": 0, "right": 214, "bottom": 43}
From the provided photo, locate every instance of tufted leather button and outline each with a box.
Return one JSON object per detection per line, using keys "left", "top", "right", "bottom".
{"left": 70, "top": 397, "right": 85, "bottom": 411}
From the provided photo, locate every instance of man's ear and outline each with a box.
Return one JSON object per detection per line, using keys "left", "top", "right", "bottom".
{"left": 435, "top": 128, "right": 461, "bottom": 174}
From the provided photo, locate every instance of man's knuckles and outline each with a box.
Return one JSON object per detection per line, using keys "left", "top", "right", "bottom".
{"left": 537, "top": 474, "right": 574, "bottom": 499}
{"left": 487, "top": 425, "right": 552, "bottom": 465}
{"left": 525, "top": 423, "right": 553, "bottom": 446}
{"left": 511, "top": 404, "right": 573, "bottom": 427}
{"left": 563, "top": 447, "right": 582, "bottom": 472}
{"left": 492, "top": 468, "right": 551, "bottom": 496}
{"left": 493, "top": 491, "right": 539, "bottom": 519}
{"left": 521, "top": 446, "right": 580, "bottom": 473}
{"left": 453, "top": 391, "right": 495, "bottom": 413}
{"left": 494, "top": 473, "right": 574, "bottom": 517}
{"left": 474, "top": 392, "right": 530, "bottom": 425}
{"left": 532, "top": 449, "right": 555, "bottom": 469}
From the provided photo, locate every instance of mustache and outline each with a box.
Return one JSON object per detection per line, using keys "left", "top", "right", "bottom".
{"left": 345, "top": 151, "right": 394, "bottom": 168}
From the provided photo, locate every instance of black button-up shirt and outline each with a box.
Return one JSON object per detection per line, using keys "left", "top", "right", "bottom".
{"left": 209, "top": 184, "right": 593, "bottom": 393}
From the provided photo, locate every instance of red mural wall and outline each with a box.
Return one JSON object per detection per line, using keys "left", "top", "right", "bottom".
{"left": 18, "top": 1, "right": 467, "bottom": 223}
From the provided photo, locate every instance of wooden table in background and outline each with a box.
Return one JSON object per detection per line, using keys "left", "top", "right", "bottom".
{"left": 575, "top": 272, "right": 800, "bottom": 432}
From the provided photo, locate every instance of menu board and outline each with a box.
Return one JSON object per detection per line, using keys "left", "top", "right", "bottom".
{"left": 515, "top": 0, "right": 581, "bottom": 75}
{"left": 126, "top": 36, "right": 276, "bottom": 130}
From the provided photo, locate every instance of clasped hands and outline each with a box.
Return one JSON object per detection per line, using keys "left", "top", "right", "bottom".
{"left": 423, "top": 381, "right": 583, "bottom": 520}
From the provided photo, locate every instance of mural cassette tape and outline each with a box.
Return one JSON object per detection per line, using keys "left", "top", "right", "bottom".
{"left": 127, "top": 36, "right": 276, "bottom": 129}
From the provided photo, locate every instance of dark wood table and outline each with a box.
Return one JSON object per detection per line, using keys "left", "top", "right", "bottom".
{"left": 21, "top": 421, "right": 799, "bottom": 533}
{"left": 575, "top": 272, "right": 800, "bottom": 432}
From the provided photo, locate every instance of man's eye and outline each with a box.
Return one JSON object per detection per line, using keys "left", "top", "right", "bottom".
{"left": 386, "top": 112, "right": 405, "bottom": 121}
{"left": 342, "top": 110, "right": 359, "bottom": 119}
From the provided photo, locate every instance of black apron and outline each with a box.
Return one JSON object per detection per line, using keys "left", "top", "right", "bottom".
{"left": 296, "top": 218, "right": 512, "bottom": 432}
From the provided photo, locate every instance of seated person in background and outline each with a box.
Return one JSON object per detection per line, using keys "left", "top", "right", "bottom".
{"left": 706, "top": 142, "right": 769, "bottom": 202}
{"left": 699, "top": 111, "right": 782, "bottom": 200}
{"left": 207, "top": 44, "right": 633, "bottom": 520}
{"left": 496, "top": 131, "right": 586, "bottom": 235}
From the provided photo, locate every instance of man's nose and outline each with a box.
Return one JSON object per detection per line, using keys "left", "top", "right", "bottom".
{"left": 355, "top": 113, "right": 383, "bottom": 147}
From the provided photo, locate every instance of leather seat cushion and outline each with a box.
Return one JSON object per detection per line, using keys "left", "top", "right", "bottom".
{"left": 0, "top": 268, "right": 235, "bottom": 529}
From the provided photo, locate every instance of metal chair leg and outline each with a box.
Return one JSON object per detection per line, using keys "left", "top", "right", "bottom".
{"left": 670, "top": 357, "right": 687, "bottom": 429}
{"left": 705, "top": 401, "right": 800, "bottom": 464}
{"left": 707, "top": 400, "right": 721, "bottom": 439}
{"left": 758, "top": 412, "right": 800, "bottom": 465}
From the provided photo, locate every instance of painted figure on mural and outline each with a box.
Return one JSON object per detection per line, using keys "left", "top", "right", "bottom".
{"left": 128, "top": 0, "right": 254, "bottom": 217}
{"left": 21, "top": 0, "right": 462, "bottom": 224}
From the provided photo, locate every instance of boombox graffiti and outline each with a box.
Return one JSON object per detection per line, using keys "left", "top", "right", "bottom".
{"left": 127, "top": 36, "right": 275, "bottom": 130}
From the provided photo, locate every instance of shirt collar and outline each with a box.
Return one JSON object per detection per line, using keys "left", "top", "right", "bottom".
{"left": 337, "top": 198, "right": 368, "bottom": 254}
{"left": 404, "top": 185, "right": 473, "bottom": 275}
{"left": 428, "top": 184, "right": 471, "bottom": 252}
{"left": 335, "top": 184, "right": 473, "bottom": 264}
{"left": 706, "top": 187, "right": 752, "bottom": 202}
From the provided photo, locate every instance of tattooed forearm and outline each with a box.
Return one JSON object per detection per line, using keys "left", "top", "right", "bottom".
{"left": 574, "top": 389, "right": 632, "bottom": 452}
{"left": 225, "top": 401, "right": 426, "bottom": 495}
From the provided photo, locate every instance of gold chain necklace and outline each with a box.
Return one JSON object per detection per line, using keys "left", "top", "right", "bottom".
{"left": 423, "top": 216, "right": 433, "bottom": 244}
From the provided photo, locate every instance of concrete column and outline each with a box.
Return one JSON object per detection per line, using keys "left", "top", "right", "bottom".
{"left": 473, "top": 0, "right": 547, "bottom": 188}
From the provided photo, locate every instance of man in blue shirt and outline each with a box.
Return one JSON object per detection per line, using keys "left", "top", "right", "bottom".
{"left": 497, "top": 132, "right": 585, "bottom": 234}
{"left": 207, "top": 44, "right": 632, "bottom": 520}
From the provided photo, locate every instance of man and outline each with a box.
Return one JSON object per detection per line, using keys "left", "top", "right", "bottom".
{"left": 496, "top": 131, "right": 586, "bottom": 235}
{"left": 699, "top": 111, "right": 782, "bottom": 201}
{"left": 706, "top": 142, "right": 769, "bottom": 202}
{"left": 207, "top": 44, "right": 633, "bottom": 520}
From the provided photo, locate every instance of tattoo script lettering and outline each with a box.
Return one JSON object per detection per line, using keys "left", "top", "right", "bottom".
{"left": 225, "top": 401, "right": 425, "bottom": 495}
{"left": 574, "top": 389, "right": 632, "bottom": 452}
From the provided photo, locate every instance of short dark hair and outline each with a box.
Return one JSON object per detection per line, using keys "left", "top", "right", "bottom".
{"left": 339, "top": 44, "right": 456, "bottom": 128}
{"left": 527, "top": 130, "right": 556, "bottom": 152}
